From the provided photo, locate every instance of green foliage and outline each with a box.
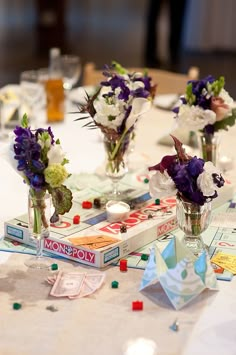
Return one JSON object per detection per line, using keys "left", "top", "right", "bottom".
{"left": 214, "top": 108, "right": 236, "bottom": 132}
{"left": 111, "top": 61, "right": 127, "bottom": 75}
{"left": 51, "top": 185, "right": 73, "bottom": 215}
{"left": 186, "top": 83, "right": 196, "bottom": 105}
{"left": 211, "top": 76, "right": 225, "bottom": 96}
{"left": 21, "top": 113, "right": 29, "bottom": 128}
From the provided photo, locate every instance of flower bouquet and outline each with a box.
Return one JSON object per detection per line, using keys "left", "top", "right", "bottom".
{"left": 75, "top": 61, "right": 155, "bottom": 198}
{"left": 149, "top": 135, "right": 225, "bottom": 255}
{"left": 12, "top": 114, "right": 73, "bottom": 268}
{"left": 173, "top": 75, "right": 236, "bottom": 164}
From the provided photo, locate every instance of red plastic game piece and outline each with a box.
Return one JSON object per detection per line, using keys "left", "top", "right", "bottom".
{"left": 132, "top": 301, "right": 143, "bottom": 311}
{"left": 82, "top": 201, "right": 92, "bottom": 209}
{"left": 73, "top": 215, "right": 80, "bottom": 224}
{"left": 119, "top": 259, "right": 127, "bottom": 272}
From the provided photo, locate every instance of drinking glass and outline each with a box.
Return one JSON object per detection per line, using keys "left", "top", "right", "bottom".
{"left": 20, "top": 70, "right": 44, "bottom": 126}
{"left": 61, "top": 55, "right": 81, "bottom": 91}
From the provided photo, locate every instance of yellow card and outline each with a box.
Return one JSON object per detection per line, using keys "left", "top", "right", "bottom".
{"left": 211, "top": 252, "right": 236, "bottom": 274}
{"left": 68, "top": 235, "right": 119, "bottom": 249}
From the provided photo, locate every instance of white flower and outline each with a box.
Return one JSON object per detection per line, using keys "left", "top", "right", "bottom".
{"left": 47, "top": 144, "right": 65, "bottom": 165}
{"left": 197, "top": 161, "right": 220, "bottom": 196}
{"left": 176, "top": 105, "right": 216, "bottom": 130}
{"left": 125, "top": 98, "right": 151, "bottom": 130}
{"left": 149, "top": 170, "right": 177, "bottom": 199}
{"left": 219, "top": 88, "right": 234, "bottom": 107}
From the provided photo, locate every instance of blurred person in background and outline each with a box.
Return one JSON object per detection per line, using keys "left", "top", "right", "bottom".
{"left": 144, "top": 0, "right": 188, "bottom": 71}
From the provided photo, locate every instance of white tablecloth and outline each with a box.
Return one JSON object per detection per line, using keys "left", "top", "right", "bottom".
{"left": 1, "top": 92, "right": 236, "bottom": 355}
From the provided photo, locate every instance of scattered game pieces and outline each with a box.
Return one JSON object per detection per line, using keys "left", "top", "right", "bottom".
{"left": 51, "top": 263, "right": 58, "bottom": 271}
{"left": 141, "top": 254, "right": 149, "bottom": 261}
{"left": 143, "top": 178, "right": 149, "bottom": 184}
{"left": 73, "top": 215, "right": 80, "bottom": 224}
{"left": 169, "top": 319, "right": 179, "bottom": 332}
{"left": 155, "top": 198, "right": 160, "bottom": 205}
{"left": 13, "top": 302, "right": 22, "bottom": 310}
{"left": 128, "top": 202, "right": 135, "bottom": 210}
{"left": 82, "top": 201, "right": 92, "bottom": 209}
{"left": 119, "top": 259, "right": 128, "bottom": 271}
{"left": 93, "top": 198, "right": 101, "bottom": 208}
{"left": 120, "top": 224, "right": 127, "bottom": 233}
{"left": 46, "top": 305, "right": 58, "bottom": 312}
{"left": 111, "top": 280, "right": 119, "bottom": 288}
{"left": 132, "top": 300, "right": 143, "bottom": 311}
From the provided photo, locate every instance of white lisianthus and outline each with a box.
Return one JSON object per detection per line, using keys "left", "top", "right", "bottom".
{"left": 197, "top": 161, "right": 220, "bottom": 196}
{"left": 93, "top": 95, "right": 124, "bottom": 130}
{"left": 125, "top": 98, "right": 151, "bottom": 130}
{"left": 149, "top": 170, "right": 177, "bottom": 199}
{"left": 219, "top": 88, "right": 234, "bottom": 107}
{"left": 176, "top": 105, "right": 216, "bottom": 130}
{"left": 47, "top": 144, "right": 65, "bottom": 165}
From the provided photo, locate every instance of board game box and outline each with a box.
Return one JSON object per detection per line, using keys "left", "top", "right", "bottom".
{"left": 4, "top": 177, "right": 178, "bottom": 268}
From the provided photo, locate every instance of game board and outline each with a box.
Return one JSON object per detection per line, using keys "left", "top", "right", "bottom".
{"left": 4, "top": 174, "right": 177, "bottom": 268}
{"left": 118, "top": 198, "right": 236, "bottom": 281}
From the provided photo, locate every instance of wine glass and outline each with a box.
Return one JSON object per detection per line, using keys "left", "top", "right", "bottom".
{"left": 0, "top": 91, "right": 20, "bottom": 140}
{"left": 103, "top": 133, "right": 130, "bottom": 201}
{"left": 61, "top": 55, "right": 81, "bottom": 92}
{"left": 20, "top": 70, "right": 44, "bottom": 127}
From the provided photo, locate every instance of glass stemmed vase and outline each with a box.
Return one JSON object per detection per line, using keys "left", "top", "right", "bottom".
{"left": 197, "top": 132, "right": 220, "bottom": 165}
{"left": 25, "top": 188, "right": 52, "bottom": 269}
{"left": 176, "top": 195, "right": 212, "bottom": 256}
{"left": 103, "top": 132, "right": 130, "bottom": 200}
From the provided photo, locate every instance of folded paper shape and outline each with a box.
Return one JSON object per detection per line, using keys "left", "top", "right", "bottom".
{"left": 139, "top": 237, "right": 218, "bottom": 310}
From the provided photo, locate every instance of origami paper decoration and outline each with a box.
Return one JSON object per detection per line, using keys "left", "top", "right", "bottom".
{"left": 140, "top": 237, "right": 218, "bottom": 310}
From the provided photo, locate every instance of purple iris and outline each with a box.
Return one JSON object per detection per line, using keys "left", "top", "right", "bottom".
{"left": 189, "top": 75, "right": 216, "bottom": 110}
{"left": 30, "top": 174, "right": 45, "bottom": 191}
{"left": 173, "top": 164, "right": 206, "bottom": 205}
{"left": 204, "top": 124, "right": 215, "bottom": 135}
{"left": 187, "top": 157, "right": 204, "bottom": 177}
{"left": 13, "top": 124, "right": 47, "bottom": 191}
{"left": 132, "top": 87, "right": 150, "bottom": 99}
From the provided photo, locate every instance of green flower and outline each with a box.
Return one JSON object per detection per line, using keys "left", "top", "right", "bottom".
{"left": 44, "top": 164, "right": 69, "bottom": 188}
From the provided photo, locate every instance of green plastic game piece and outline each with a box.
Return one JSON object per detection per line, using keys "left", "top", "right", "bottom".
{"left": 13, "top": 302, "right": 22, "bottom": 310}
{"left": 155, "top": 198, "right": 160, "bottom": 205}
{"left": 51, "top": 263, "right": 58, "bottom": 271}
{"left": 143, "top": 178, "right": 149, "bottom": 184}
{"left": 111, "top": 280, "right": 119, "bottom": 288}
{"left": 141, "top": 254, "right": 149, "bottom": 261}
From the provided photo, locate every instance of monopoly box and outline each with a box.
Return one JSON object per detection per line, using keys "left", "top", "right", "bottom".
{"left": 4, "top": 177, "right": 177, "bottom": 268}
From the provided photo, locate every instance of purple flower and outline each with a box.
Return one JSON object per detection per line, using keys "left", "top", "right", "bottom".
{"left": 30, "top": 174, "right": 45, "bottom": 190}
{"left": 148, "top": 135, "right": 225, "bottom": 205}
{"left": 187, "top": 157, "right": 204, "bottom": 177}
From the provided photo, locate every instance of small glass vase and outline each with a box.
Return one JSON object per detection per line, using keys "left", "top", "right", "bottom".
{"left": 25, "top": 189, "right": 52, "bottom": 269}
{"left": 198, "top": 132, "right": 220, "bottom": 165}
{"left": 103, "top": 133, "right": 130, "bottom": 200}
{"left": 176, "top": 196, "right": 211, "bottom": 256}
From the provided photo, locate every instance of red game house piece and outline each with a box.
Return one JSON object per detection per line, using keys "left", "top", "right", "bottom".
{"left": 119, "top": 259, "right": 127, "bottom": 272}
{"left": 132, "top": 301, "right": 143, "bottom": 311}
